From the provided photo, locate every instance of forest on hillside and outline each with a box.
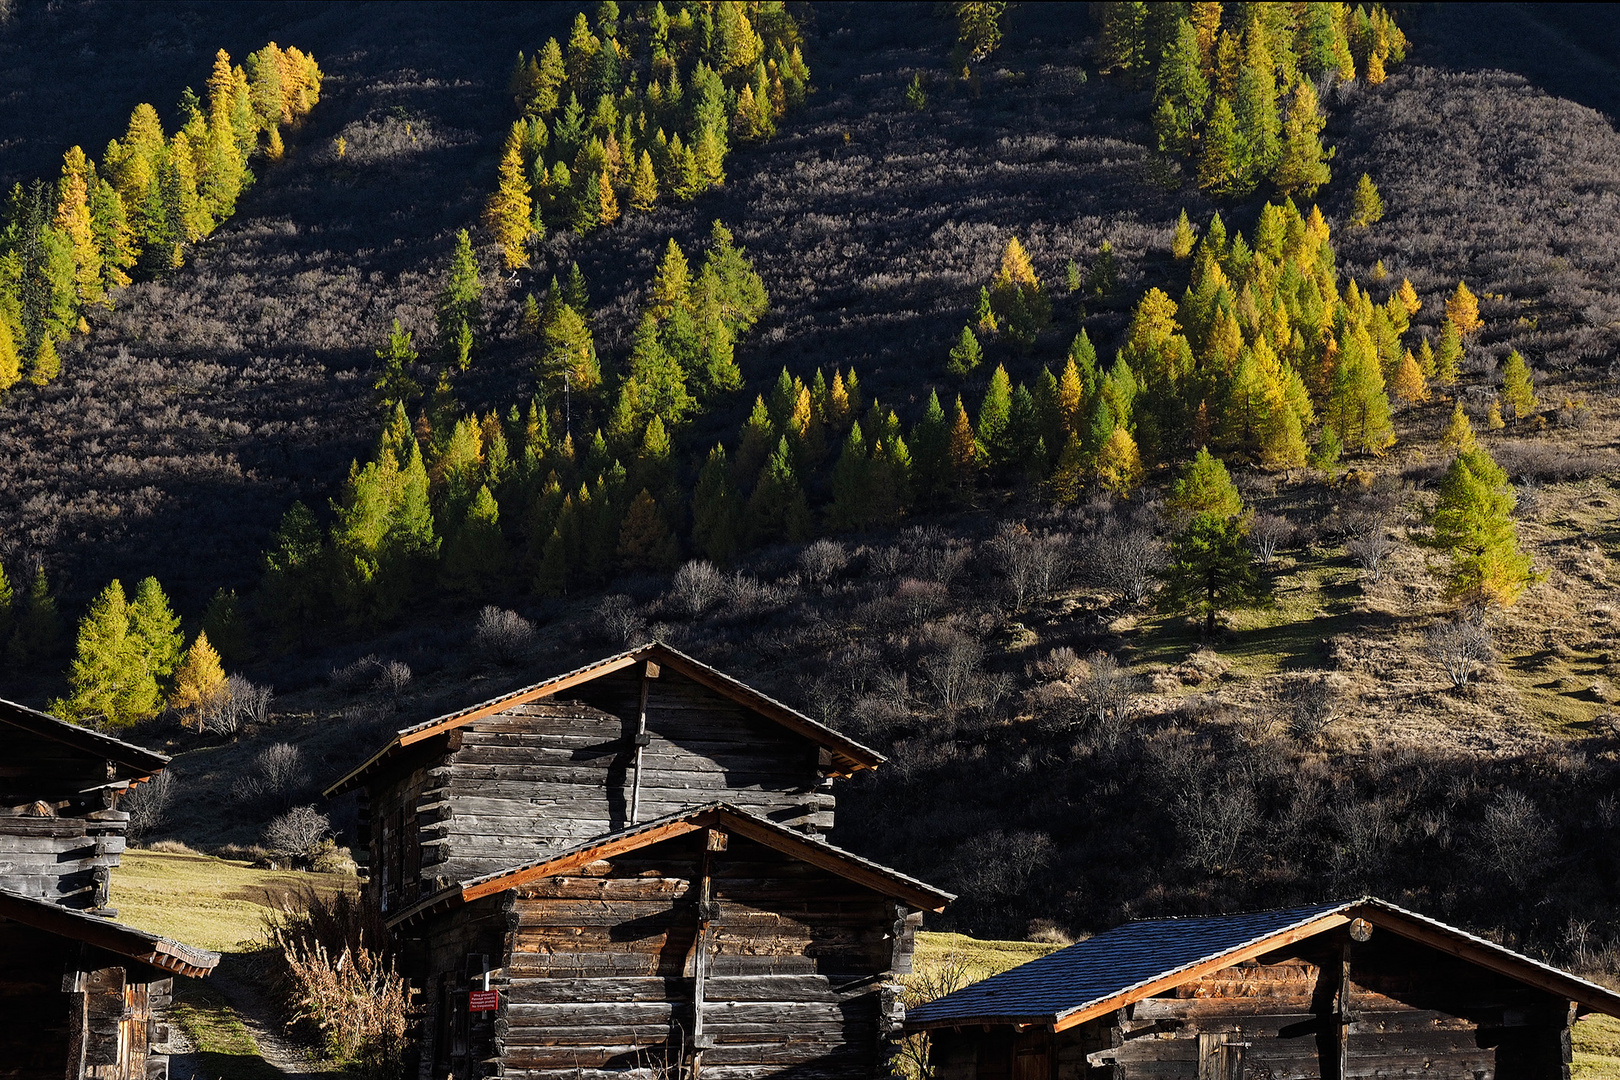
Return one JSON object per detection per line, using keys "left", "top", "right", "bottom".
{"left": 2, "top": 0, "right": 1620, "bottom": 1003}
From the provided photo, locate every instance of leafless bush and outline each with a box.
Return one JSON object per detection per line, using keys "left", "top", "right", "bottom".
{"left": 596, "top": 594, "right": 648, "bottom": 646}
{"left": 234, "top": 742, "right": 308, "bottom": 812}
{"left": 1427, "top": 619, "right": 1493, "bottom": 689}
{"left": 471, "top": 606, "right": 535, "bottom": 665}
{"left": 1346, "top": 531, "right": 1396, "bottom": 581}
{"left": 1174, "top": 783, "right": 1261, "bottom": 874}
{"left": 1279, "top": 677, "right": 1336, "bottom": 744}
{"left": 1249, "top": 513, "right": 1296, "bottom": 566}
{"left": 1075, "top": 653, "right": 1137, "bottom": 747}
{"left": 263, "top": 805, "right": 333, "bottom": 863}
{"left": 799, "top": 538, "right": 850, "bottom": 588}
{"left": 1492, "top": 442, "right": 1618, "bottom": 483}
{"left": 200, "top": 675, "right": 273, "bottom": 737}
{"left": 985, "top": 524, "right": 1069, "bottom": 610}
{"left": 894, "top": 578, "right": 950, "bottom": 629}
{"left": 372, "top": 661, "right": 412, "bottom": 707}
{"left": 123, "top": 769, "right": 174, "bottom": 843}
{"left": 1479, "top": 790, "right": 1554, "bottom": 888}
{"left": 330, "top": 655, "right": 385, "bottom": 693}
{"left": 1030, "top": 647, "right": 1082, "bottom": 681}
{"left": 919, "top": 627, "right": 985, "bottom": 715}
{"left": 1090, "top": 518, "right": 1164, "bottom": 603}
{"left": 1555, "top": 398, "right": 1592, "bottom": 429}
{"left": 669, "top": 560, "right": 727, "bottom": 617}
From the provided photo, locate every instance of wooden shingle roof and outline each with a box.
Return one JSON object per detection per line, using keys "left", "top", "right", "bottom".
{"left": 387, "top": 801, "right": 953, "bottom": 928}
{"left": 0, "top": 697, "right": 169, "bottom": 781}
{"left": 325, "top": 641, "right": 884, "bottom": 796}
{"left": 0, "top": 888, "right": 219, "bottom": 978}
{"left": 905, "top": 898, "right": 1620, "bottom": 1032}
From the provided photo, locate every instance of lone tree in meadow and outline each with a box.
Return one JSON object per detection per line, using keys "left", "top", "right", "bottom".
{"left": 1158, "top": 451, "right": 1270, "bottom": 636}
{"left": 1430, "top": 444, "right": 1534, "bottom": 610}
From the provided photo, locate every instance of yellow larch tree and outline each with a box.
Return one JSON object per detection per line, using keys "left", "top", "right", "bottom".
{"left": 54, "top": 147, "right": 103, "bottom": 312}
{"left": 629, "top": 150, "right": 659, "bottom": 212}
{"left": 1396, "top": 278, "right": 1421, "bottom": 317}
{"left": 1446, "top": 280, "right": 1482, "bottom": 336}
{"left": 170, "top": 630, "right": 226, "bottom": 727}
{"left": 649, "top": 238, "right": 692, "bottom": 318}
{"left": 597, "top": 168, "right": 620, "bottom": 226}
{"left": 1390, "top": 348, "right": 1429, "bottom": 404}
{"left": 484, "top": 120, "right": 533, "bottom": 270}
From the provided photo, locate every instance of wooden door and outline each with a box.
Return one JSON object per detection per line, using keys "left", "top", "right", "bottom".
{"left": 1198, "top": 1032, "right": 1246, "bottom": 1080}
{"left": 1013, "top": 1027, "right": 1051, "bottom": 1080}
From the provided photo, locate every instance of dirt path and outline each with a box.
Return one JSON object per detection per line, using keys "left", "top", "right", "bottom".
{"left": 167, "top": 955, "right": 337, "bottom": 1080}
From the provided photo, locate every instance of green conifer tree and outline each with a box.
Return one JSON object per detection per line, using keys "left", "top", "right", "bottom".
{"left": 745, "top": 437, "right": 811, "bottom": 546}
{"left": 1500, "top": 350, "right": 1537, "bottom": 425}
{"left": 691, "top": 443, "right": 742, "bottom": 566}
{"left": 1168, "top": 446, "right": 1244, "bottom": 519}
{"left": 128, "top": 576, "right": 183, "bottom": 686}
{"left": 441, "top": 485, "right": 510, "bottom": 597}
{"left": 437, "top": 228, "right": 483, "bottom": 354}
{"left": 947, "top": 325, "right": 982, "bottom": 377}
{"left": 56, "top": 580, "right": 160, "bottom": 727}
{"left": 1159, "top": 513, "right": 1270, "bottom": 636}
{"left": 374, "top": 318, "right": 421, "bottom": 411}
{"left": 1350, "top": 172, "right": 1384, "bottom": 227}
{"left": 1432, "top": 445, "right": 1533, "bottom": 608}
{"left": 976, "top": 364, "right": 1013, "bottom": 465}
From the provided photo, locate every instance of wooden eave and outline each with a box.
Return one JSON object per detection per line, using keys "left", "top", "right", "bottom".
{"left": 387, "top": 802, "right": 953, "bottom": 929}
{"left": 324, "top": 642, "right": 884, "bottom": 797}
{"left": 0, "top": 888, "right": 219, "bottom": 978}
{"left": 0, "top": 697, "right": 169, "bottom": 779}
{"left": 906, "top": 898, "right": 1620, "bottom": 1034}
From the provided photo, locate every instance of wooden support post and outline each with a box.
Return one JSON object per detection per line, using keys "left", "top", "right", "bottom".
{"left": 691, "top": 826, "right": 728, "bottom": 1074}
{"left": 629, "top": 661, "right": 660, "bottom": 825}
{"left": 1335, "top": 942, "right": 1352, "bottom": 1080}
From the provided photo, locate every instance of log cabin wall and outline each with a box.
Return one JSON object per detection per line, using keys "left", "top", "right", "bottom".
{"left": 0, "top": 728, "right": 129, "bottom": 912}
{"left": 0, "top": 920, "right": 175, "bottom": 1080}
{"left": 437, "top": 828, "right": 917, "bottom": 1080}
{"left": 408, "top": 896, "right": 508, "bottom": 1080}
{"left": 368, "top": 666, "right": 836, "bottom": 912}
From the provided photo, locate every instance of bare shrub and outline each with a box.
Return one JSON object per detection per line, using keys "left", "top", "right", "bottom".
{"left": 799, "top": 538, "right": 850, "bottom": 588}
{"left": 373, "top": 660, "right": 412, "bottom": 706}
{"left": 1175, "top": 783, "right": 1260, "bottom": 874}
{"left": 669, "top": 560, "right": 726, "bottom": 617}
{"left": 1479, "top": 790, "right": 1554, "bottom": 888}
{"left": 1427, "top": 619, "right": 1493, "bottom": 689}
{"left": 1090, "top": 518, "right": 1164, "bottom": 603}
{"left": 123, "top": 769, "right": 174, "bottom": 843}
{"left": 274, "top": 933, "right": 413, "bottom": 1079}
{"left": 330, "top": 655, "right": 385, "bottom": 693}
{"left": 235, "top": 742, "right": 308, "bottom": 812}
{"left": 985, "top": 524, "right": 1068, "bottom": 610}
{"left": 596, "top": 594, "right": 648, "bottom": 646}
{"left": 894, "top": 578, "right": 950, "bottom": 629}
{"left": 896, "top": 951, "right": 978, "bottom": 1080}
{"left": 1030, "top": 647, "right": 1081, "bottom": 681}
{"left": 919, "top": 627, "right": 985, "bottom": 715}
{"left": 1279, "top": 677, "right": 1337, "bottom": 744}
{"left": 1346, "top": 531, "right": 1396, "bottom": 581}
{"left": 201, "top": 675, "right": 273, "bottom": 738}
{"left": 263, "top": 805, "right": 333, "bottom": 863}
{"left": 471, "top": 606, "right": 535, "bottom": 665}
{"left": 1075, "top": 653, "right": 1137, "bottom": 746}
{"left": 1492, "top": 442, "right": 1617, "bottom": 483}
{"left": 1249, "top": 513, "right": 1296, "bottom": 566}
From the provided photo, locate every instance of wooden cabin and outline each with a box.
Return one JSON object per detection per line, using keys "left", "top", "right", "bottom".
{"left": 385, "top": 801, "right": 952, "bottom": 1080}
{"left": 0, "top": 697, "right": 170, "bottom": 913}
{"left": 0, "top": 888, "right": 218, "bottom": 1080}
{"left": 0, "top": 697, "right": 220, "bottom": 1080}
{"left": 324, "top": 642, "right": 887, "bottom": 915}
{"left": 906, "top": 898, "right": 1620, "bottom": 1080}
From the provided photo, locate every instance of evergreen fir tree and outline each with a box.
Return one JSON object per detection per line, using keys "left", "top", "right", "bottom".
{"left": 1431, "top": 445, "right": 1533, "bottom": 608}
{"left": 260, "top": 502, "right": 326, "bottom": 632}
{"left": 829, "top": 422, "right": 871, "bottom": 531}
{"left": 947, "top": 325, "right": 982, "bottom": 377}
{"left": 618, "top": 488, "right": 680, "bottom": 570}
{"left": 374, "top": 319, "right": 421, "bottom": 411}
{"left": 745, "top": 437, "right": 811, "bottom": 546}
{"left": 1168, "top": 446, "right": 1244, "bottom": 519}
{"left": 1171, "top": 208, "right": 1196, "bottom": 259}
{"left": 1500, "top": 350, "right": 1537, "bottom": 424}
{"left": 201, "top": 588, "right": 247, "bottom": 665}
{"left": 1350, "top": 172, "right": 1384, "bottom": 227}
{"left": 89, "top": 178, "right": 137, "bottom": 295}
{"left": 1159, "top": 513, "right": 1270, "bottom": 636}
{"left": 623, "top": 310, "right": 695, "bottom": 426}
{"left": 1274, "top": 81, "right": 1330, "bottom": 197}
{"left": 437, "top": 229, "right": 483, "bottom": 353}
{"left": 1153, "top": 19, "right": 1209, "bottom": 156}
{"left": 441, "top": 485, "right": 510, "bottom": 597}
{"left": 57, "top": 580, "right": 160, "bottom": 727}
{"left": 976, "top": 364, "right": 1013, "bottom": 465}
{"left": 691, "top": 444, "right": 741, "bottom": 565}
{"left": 1433, "top": 321, "right": 1462, "bottom": 385}
{"left": 1198, "top": 97, "right": 1242, "bottom": 195}
{"left": 128, "top": 576, "right": 183, "bottom": 686}
{"left": 910, "top": 390, "right": 951, "bottom": 506}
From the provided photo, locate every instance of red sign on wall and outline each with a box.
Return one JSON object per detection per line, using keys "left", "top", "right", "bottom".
{"left": 469, "top": 990, "right": 500, "bottom": 1012}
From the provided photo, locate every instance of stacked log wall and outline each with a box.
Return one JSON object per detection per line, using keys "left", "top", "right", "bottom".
{"left": 493, "top": 830, "right": 908, "bottom": 1080}
{"left": 0, "top": 729, "right": 129, "bottom": 912}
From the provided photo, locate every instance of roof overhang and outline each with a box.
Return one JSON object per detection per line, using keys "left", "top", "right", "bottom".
{"left": 325, "top": 641, "right": 884, "bottom": 797}
{"left": 0, "top": 697, "right": 170, "bottom": 780}
{"left": 387, "top": 802, "right": 952, "bottom": 929}
{"left": 0, "top": 889, "right": 219, "bottom": 978}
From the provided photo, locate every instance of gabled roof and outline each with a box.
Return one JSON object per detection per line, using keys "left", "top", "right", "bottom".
{"left": 0, "top": 697, "right": 170, "bottom": 781}
{"left": 325, "top": 641, "right": 884, "bottom": 796}
{"left": 0, "top": 888, "right": 219, "bottom": 978}
{"left": 905, "top": 898, "right": 1620, "bottom": 1032}
{"left": 387, "top": 801, "right": 953, "bottom": 928}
